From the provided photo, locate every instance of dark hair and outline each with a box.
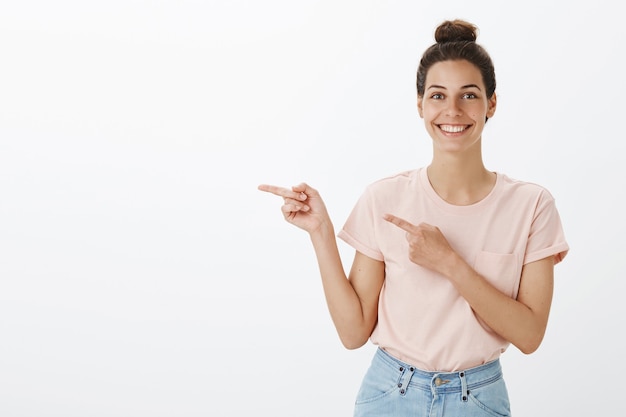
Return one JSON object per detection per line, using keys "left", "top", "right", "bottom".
{"left": 416, "top": 19, "right": 496, "bottom": 99}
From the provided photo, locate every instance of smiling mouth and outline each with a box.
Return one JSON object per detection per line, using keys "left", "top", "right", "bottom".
{"left": 438, "top": 124, "right": 470, "bottom": 133}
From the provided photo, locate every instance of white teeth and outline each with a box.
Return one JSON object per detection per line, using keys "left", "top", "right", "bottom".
{"left": 439, "top": 125, "right": 467, "bottom": 133}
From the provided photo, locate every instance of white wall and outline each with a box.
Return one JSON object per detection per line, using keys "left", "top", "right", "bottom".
{"left": 0, "top": 1, "right": 623, "bottom": 415}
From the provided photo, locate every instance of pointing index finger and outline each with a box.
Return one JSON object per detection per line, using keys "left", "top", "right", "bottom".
{"left": 383, "top": 214, "right": 417, "bottom": 233}
{"left": 258, "top": 184, "right": 307, "bottom": 200}
{"left": 258, "top": 184, "right": 286, "bottom": 194}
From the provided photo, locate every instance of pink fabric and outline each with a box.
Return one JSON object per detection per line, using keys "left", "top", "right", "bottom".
{"left": 338, "top": 168, "right": 569, "bottom": 371}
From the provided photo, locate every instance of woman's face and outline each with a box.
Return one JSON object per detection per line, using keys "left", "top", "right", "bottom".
{"left": 417, "top": 59, "right": 496, "bottom": 155}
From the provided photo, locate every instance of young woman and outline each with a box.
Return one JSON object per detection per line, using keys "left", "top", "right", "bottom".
{"left": 259, "top": 19, "right": 568, "bottom": 417}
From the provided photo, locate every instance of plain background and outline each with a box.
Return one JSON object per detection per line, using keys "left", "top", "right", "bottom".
{"left": 1, "top": 1, "right": 624, "bottom": 416}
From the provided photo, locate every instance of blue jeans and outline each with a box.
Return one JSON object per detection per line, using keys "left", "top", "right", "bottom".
{"left": 354, "top": 348, "right": 511, "bottom": 417}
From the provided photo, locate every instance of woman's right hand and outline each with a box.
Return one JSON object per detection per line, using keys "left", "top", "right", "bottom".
{"left": 258, "top": 182, "right": 330, "bottom": 234}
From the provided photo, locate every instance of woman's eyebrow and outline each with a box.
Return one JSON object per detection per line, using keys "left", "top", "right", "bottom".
{"left": 426, "top": 84, "right": 482, "bottom": 91}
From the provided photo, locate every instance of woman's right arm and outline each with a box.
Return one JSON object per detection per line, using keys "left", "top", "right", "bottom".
{"left": 258, "top": 183, "right": 385, "bottom": 349}
{"left": 310, "top": 222, "right": 385, "bottom": 349}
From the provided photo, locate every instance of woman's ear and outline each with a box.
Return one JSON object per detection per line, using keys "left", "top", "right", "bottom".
{"left": 417, "top": 96, "right": 424, "bottom": 118}
{"left": 487, "top": 93, "right": 497, "bottom": 119}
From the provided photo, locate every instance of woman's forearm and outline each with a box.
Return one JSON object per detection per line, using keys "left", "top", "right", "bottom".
{"left": 445, "top": 255, "right": 554, "bottom": 354}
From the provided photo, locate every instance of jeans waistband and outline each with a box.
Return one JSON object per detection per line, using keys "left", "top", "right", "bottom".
{"left": 375, "top": 347, "right": 503, "bottom": 395}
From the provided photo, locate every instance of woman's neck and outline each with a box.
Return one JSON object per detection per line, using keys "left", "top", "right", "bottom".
{"left": 426, "top": 158, "right": 496, "bottom": 206}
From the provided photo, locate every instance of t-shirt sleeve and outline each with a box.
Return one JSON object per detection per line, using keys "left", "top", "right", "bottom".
{"left": 337, "top": 187, "right": 384, "bottom": 261}
{"left": 524, "top": 191, "right": 569, "bottom": 265}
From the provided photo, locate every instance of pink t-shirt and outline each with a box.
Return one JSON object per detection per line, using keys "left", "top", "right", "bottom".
{"left": 338, "top": 168, "right": 569, "bottom": 371}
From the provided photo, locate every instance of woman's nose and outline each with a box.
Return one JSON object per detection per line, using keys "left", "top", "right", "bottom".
{"left": 445, "top": 100, "right": 462, "bottom": 116}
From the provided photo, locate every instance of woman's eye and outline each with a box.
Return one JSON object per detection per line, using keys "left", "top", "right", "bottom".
{"left": 431, "top": 93, "right": 444, "bottom": 100}
{"left": 463, "top": 93, "right": 477, "bottom": 99}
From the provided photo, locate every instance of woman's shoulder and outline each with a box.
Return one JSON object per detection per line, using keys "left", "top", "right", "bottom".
{"left": 366, "top": 168, "right": 421, "bottom": 191}
{"left": 497, "top": 172, "right": 557, "bottom": 202}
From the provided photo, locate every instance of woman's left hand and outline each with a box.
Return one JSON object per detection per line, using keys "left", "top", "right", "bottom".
{"left": 383, "top": 213, "right": 458, "bottom": 277}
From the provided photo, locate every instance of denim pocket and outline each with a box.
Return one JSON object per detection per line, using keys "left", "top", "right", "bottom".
{"left": 354, "top": 364, "right": 398, "bottom": 405}
{"left": 467, "top": 376, "right": 511, "bottom": 416}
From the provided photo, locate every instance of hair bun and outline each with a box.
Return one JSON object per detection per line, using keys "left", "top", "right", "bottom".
{"left": 434, "top": 19, "right": 477, "bottom": 43}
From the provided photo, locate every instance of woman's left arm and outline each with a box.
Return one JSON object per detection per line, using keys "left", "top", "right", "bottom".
{"left": 383, "top": 214, "right": 554, "bottom": 354}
